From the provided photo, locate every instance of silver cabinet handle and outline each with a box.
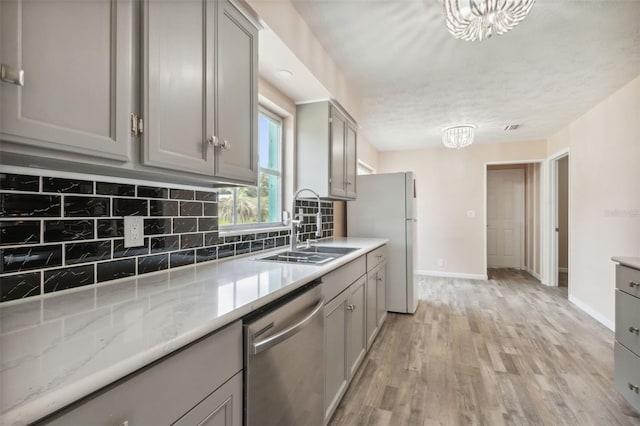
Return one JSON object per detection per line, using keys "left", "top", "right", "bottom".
{"left": 629, "top": 326, "right": 640, "bottom": 335}
{"left": 1, "top": 64, "right": 24, "bottom": 86}
{"left": 347, "top": 304, "right": 355, "bottom": 311}
{"left": 629, "top": 383, "right": 640, "bottom": 393}
{"left": 208, "top": 137, "right": 230, "bottom": 150}
{"left": 346, "top": 181, "right": 352, "bottom": 185}
{"left": 251, "top": 298, "right": 324, "bottom": 355}
{"left": 376, "top": 254, "right": 382, "bottom": 259}
{"left": 376, "top": 276, "right": 383, "bottom": 282}
{"left": 630, "top": 281, "right": 640, "bottom": 288}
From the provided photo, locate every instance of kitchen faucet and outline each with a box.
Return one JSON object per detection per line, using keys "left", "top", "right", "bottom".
{"left": 289, "top": 188, "right": 323, "bottom": 251}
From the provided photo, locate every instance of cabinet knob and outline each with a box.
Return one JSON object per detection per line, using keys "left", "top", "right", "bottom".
{"left": 630, "top": 281, "right": 640, "bottom": 289}
{"left": 376, "top": 277, "right": 383, "bottom": 282}
{"left": 0, "top": 64, "right": 24, "bottom": 86}
{"left": 629, "top": 326, "right": 640, "bottom": 335}
{"left": 222, "top": 140, "right": 231, "bottom": 150}
{"left": 376, "top": 254, "right": 382, "bottom": 259}
{"left": 346, "top": 181, "right": 352, "bottom": 186}
{"left": 347, "top": 304, "right": 355, "bottom": 311}
{"left": 207, "top": 136, "right": 218, "bottom": 146}
{"left": 629, "top": 383, "right": 640, "bottom": 393}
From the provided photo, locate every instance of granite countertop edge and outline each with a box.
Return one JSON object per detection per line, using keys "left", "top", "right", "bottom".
{"left": 1, "top": 237, "right": 388, "bottom": 426}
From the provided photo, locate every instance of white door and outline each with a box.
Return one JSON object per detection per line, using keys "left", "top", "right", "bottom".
{"left": 487, "top": 169, "right": 525, "bottom": 268}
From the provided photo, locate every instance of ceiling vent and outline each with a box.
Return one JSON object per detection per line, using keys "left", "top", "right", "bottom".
{"left": 504, "top": 124, "right": 521, "bottom": 131}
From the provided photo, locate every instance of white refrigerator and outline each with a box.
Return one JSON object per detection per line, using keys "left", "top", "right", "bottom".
{"left": 347, "top": 172, "right": 418, "bottom": 314}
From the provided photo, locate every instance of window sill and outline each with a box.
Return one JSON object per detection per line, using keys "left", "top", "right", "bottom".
{"left": 219, "top": 224, "right": 289, "bottom": 237}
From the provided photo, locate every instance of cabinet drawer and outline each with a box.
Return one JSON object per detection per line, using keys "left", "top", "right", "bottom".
{"left": 366, "top": 245, "right": 387, "bottom": 271}
{"left": 617, "top": 265, "right": 640, "bottom": 298}
{"left": 323, "top": 256, "right": 366, "bottom": 303}
{"left": 614, "top": 342, "right": 640, "bottom": 413}
{"left": 43, "top": 321, "right": 242, "bottom": 425}
{"left": 616, "top": 290, "right": 640, "bottom": 357}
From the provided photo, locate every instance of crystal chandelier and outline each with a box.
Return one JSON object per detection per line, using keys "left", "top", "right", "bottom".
{"left": 442, "top": 125, "right": 476, "bottom": 149}
{"left": 443, "top": 0, "right": 535, "bottom": 42}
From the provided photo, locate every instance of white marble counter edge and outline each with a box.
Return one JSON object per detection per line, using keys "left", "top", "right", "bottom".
{"left": 612, "top": 256, "right": 640, "bottom": 270}
{"left": 3, "top": 238, "right": 388, "bottom": 426}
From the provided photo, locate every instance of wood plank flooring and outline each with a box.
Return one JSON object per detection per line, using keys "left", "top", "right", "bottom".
{"left": 328, "top": 269, "right": 640, "bottom": 426}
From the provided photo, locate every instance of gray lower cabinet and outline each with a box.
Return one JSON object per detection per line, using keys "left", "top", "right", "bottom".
{"left": 366, "top": 261, "right": 387, "bottom": 350}
{"left": 296, "top": 100, "right": 358, "bottom": 200}
{"left": 324, "top": 289, "right": 350, "bottom": 423}
{"left": 347, "top": 276, "right": 367, "bottom": 378}
{"left": 614, "top": 263, "right": 640, "bottom": 412}
{"left": 0, "top": 0, "right": 133, "bottom": 161}
{"left": 323, "top": 247, "right": 387, "bottom": 425}
{"left": 40, "top": 321, "right": 242, "bottom": 425}
{"left": 142, "top": 0, "right": 258, "bottom": 184}
{"left": 174, "top": 372, "right": 242, "bottom": 426}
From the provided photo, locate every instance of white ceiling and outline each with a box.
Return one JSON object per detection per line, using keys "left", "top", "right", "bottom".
{"left": 283, "top": 0, "right": 640, "bottom": 151}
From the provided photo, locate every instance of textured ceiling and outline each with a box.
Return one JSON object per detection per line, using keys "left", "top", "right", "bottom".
{"left": 290, "top": 0, "right": 640, "bottom": 150}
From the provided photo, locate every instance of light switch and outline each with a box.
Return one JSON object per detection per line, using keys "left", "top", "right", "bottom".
{"left": 124, "top": 216, "right": 144, "bottom": 248}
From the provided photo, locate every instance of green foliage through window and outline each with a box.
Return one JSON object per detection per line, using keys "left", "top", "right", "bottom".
{"left": 219, "top": 110, "right": 282, "bottom": 227}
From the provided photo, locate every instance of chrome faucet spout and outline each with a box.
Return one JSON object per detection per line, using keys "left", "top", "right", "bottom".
{"left": 290, "top": 188, "right": 322, "bottom": 251}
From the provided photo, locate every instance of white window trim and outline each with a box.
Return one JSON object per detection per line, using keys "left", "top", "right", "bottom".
{"left": 220, "top": 106, "right": 285, "bottom": 231}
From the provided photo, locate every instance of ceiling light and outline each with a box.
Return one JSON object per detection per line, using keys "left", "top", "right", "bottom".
{"left": 443, "top": 0, "right": 535, "bottom": 42}
{"left": 274, "top": 69, "right": 293, "bottom": 79}
{"left": 442, "top": 124, "right": 476, "bottom": 149}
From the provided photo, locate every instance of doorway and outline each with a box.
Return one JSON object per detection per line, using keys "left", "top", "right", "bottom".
{"left": 487, "top": 168, "right": 525, "bottom": 268}
{"left": 557, "top": 156, "right": 569, "bottom": 287}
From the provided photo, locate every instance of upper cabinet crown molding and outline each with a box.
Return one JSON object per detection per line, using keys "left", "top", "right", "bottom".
{"left": 296, "top": 100, "right": 358, "bottom": 200}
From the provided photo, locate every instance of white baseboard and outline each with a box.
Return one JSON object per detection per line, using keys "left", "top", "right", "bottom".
{"left": 417, "top": 270, "right": 488, "bottom": 280}
{"left": 568, "top": 295, "right": 615, "bottom": 331}
{"left": 559, "top": 267, "right": 569, "bottom": 273}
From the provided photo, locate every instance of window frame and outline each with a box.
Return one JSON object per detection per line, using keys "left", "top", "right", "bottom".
{"left": 219, "top": 106, "right": 284, "bottom": 231}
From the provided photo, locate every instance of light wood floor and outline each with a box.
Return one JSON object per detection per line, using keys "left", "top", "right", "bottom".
{"left": 329, "top": 269, "right": 640, "bottom": 426}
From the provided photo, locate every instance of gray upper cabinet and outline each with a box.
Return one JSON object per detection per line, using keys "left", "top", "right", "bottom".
{"left": 142, "top": 0, "right": 215, "bottom": 175}
{"left": 142, "top": 0, "right": 258, "bottom": 184}
{"left": 216, "top": 0, "right": 259, "bottom": 184}
{"left": 0, "top": 0, "right": 133, "bottom": 161}
{"left": 297, "top": 100, "right": 358, "bottom": 200}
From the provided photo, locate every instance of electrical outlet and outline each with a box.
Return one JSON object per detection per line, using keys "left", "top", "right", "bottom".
{"left": 467, "top": 210, "right": 476, "bottom": 218}
{"left": 124, "top": 216, "right": 144, "bottom": 248}
{"left": 437, "top": 258, "right": 444, "bottom": 267}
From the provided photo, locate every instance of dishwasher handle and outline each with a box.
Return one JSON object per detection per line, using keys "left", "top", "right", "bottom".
{"left": 251, "top": 298, "right": 324, "bottom": 355}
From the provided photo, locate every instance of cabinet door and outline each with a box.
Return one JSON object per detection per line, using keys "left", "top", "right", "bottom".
{"left": 365, "top": 272, "right": 378, "bottom": 350}
{"left": 324, "top": 291, "right": 349, "bottom": 422}
{"left": 345, "top": 123, "right": 357, "bottom": 198}
{"left": 348, "top": 276, "right": 367, "bottom": 378}
{"left": 215, "top": 0, "right": 258, "bottom": 184}
{"left": 329, "top": 109, "right": 347, "bottom": 198}
{"left": 377, "top": 263, "right": 387, "bottom": 327}
{"left": 142, "top": 0, "right": 215, "bottom": 175}
{"left": 0, "top": 0, "right": 132, "bottom": 161}
{"left": 173, "top": 372, "right": 242, "bottom": 426}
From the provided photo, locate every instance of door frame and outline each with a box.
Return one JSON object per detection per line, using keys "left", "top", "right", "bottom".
{"left": 484, "top": 160, "right": 545, "bottom": 279}
{"left": 543, "top": 148, "right": 570, "bottom": 288}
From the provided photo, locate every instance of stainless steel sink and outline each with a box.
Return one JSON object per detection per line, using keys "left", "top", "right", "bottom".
{"left": 258, "top": 251, "right": 337, "bottom": 265}
{"left": 296, "top": 246, "right": 359, "bottom": 255}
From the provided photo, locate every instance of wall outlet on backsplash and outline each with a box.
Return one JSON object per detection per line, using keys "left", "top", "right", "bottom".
{"left": 124, "top": 216, "right": 144, "bottom": 248}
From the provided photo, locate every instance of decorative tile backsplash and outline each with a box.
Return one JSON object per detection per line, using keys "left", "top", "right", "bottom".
{"left": 0, "top": 172, "right": 334, "bottom": 303}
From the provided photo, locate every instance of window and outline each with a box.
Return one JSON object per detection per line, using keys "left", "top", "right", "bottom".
{"left": 219, "top": 109, "right": 282, "bottom": 228}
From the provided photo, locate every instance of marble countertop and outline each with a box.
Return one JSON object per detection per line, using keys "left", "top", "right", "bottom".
{"left": 0, "top": 237, "right": 387, "bottom": 426}
{"left": 612, "top": 256, "right": 640, "bottom": 270}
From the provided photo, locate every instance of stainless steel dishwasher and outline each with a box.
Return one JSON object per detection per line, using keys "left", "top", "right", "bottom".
{"left": 244, "top": 280, "right": 324, "bottom": 426}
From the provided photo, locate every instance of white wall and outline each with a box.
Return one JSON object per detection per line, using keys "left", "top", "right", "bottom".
{"left": 379, "top": 140, "right": 547, "bottom": 277}
{"left": 548, "top": 74, "right": 640, "bottom": 326}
